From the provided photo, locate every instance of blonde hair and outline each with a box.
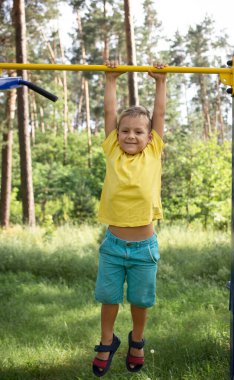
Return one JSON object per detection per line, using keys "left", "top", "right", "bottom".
{"left": 117, "top": 106, "right": 152, "bottom": 131}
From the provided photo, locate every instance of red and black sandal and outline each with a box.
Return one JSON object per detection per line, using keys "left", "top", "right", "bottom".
{"left": 126, "top": 331, "right": 145, "bottom": 372}
{"left": 92, "top": 334, "right": 121, "bottom": 377}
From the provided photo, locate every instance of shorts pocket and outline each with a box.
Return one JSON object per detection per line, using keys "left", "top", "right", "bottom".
{"left": 99, "top": 237, "right": 108, "bottom": 251}
{"left": 147, "top": 243, "right": 160, "bottom": 264}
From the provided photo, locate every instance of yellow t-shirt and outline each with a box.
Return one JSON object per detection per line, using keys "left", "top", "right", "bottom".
{"left": 98, "top": 129, "right": 164, "bottom": 227}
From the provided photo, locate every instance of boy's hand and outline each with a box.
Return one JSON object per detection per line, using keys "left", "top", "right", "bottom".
{"left": 148, "top": 62, "right": 167, "bottom": 81}
{"left": 105, "top": 60, "right": 124, "bottom": 79}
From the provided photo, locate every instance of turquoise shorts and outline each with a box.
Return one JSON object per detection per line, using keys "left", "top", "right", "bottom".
{"left": 95, "top": 229, "right": 160, "bottom": 308}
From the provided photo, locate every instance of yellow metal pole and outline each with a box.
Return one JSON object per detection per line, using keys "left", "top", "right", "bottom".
{"left": 0, "top": 62, "right": 232, "bottom": 74}
{"left": 0, "top": 61, "right": 233, "bottom": 94}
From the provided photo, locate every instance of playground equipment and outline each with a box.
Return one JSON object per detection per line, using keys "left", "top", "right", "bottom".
{"left": 0, "top": 58, "right": 234, "bottom": 378}
{"left": 0, "top": 76, "right": 58, "bottom": 101}
{"left": 0, "top": 61, "right": 233, "bottom": 94}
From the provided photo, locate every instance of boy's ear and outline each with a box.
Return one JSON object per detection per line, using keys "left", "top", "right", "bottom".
{"left": 148, "top": 132, "right": 153, "bottom": 141}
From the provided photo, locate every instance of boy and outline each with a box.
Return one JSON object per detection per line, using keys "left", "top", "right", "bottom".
{"left": 93, "top": 60, "right": 167, "bottom": 377}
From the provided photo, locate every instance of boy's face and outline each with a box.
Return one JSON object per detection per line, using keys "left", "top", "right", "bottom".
{"left": 117, "top": 115, "right": 152, "bottom": 155}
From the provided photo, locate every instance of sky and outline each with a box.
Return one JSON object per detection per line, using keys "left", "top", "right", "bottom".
{"left": 59, "top": 0, "right": 234, "bottom": 55}
{"left": 137, "top": 0, "right": 234, "bottom": 43}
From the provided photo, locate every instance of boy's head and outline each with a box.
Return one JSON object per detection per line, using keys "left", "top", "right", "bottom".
{"left": 117, "top": 106, "right": 153, "bottom": 155}
{"left": 117, "top": 106, "right": 151, "bottom": 131}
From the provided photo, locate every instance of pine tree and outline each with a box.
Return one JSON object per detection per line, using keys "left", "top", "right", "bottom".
{"left": 124, "top": 0, "right": 138, "bottom": 105}
{"left": 13, "top": 0, "right": 35, "bottom": 225}
{"left": 186, "top": 17, "right": 218, "bottom": 139}
{"left": 0, "top": 1, "right": 16, "bottom": 227}
{"left": 0, "top": 80, "right": 16, "bottom": 227}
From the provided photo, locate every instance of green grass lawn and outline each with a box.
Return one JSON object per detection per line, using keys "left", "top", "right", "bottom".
{"left": 0, "top": 225, "right": 230, "bottom": 379}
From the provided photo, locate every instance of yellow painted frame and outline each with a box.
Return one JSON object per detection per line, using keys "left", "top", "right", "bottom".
{"left": 0, "top": 58, "right": 233, "bottom": 94}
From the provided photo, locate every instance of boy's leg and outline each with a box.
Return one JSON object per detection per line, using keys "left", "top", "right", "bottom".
{"left": 126, "top": 235, "right": 160, "bottom": 369}
{"left": 95, "top": 303, "right": 119, "bottom": 363}
{"left": 101, "top": 303, "right": 119, "bottom": 342}
{"left": 131, "top": 304, "right": 147, "bottom": 340}
{"left": 129, "top": 304, "right": 147, "bottom": 368}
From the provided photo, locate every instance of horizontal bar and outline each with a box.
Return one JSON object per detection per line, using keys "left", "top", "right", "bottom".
{"left": 0, "top": 63, "right": 232, "bottom": 75}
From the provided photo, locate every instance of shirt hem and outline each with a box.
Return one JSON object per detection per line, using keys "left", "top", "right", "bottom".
{"left": 98, "top": 216, "right": 163, "bottom": 227}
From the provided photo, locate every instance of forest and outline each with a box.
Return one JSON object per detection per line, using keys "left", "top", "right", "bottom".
{"left": 0, "top": 0, "right": 233, "bottom": 229}
{"left": 0, "top": 1, "right": 233, "bottom": 380}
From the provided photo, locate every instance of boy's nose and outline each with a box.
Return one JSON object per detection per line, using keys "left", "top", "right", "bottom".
{"left": 128, "top": 131, "right": 135, "bottom": 139}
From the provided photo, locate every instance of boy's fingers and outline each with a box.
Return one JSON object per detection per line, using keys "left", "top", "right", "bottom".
{"left": 110, "top": 60, "right": 116, "bottom": 67}
{"left": 152, "top": 61, "right": 167, "bottom": 69}
{"left": 105, "top": 60, "right": 119, "bottom": 69}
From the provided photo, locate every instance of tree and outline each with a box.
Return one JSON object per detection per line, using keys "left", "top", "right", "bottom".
{"left": 13, "top": 0, "right": 35, "bottom": 226}
{"left": 186, "top": 17, "right": 217, "bottom": 139}
{"left": 76, "top": 9, "right": 92, "bottom": 168}
{"left": 0, "top": 81, "right": 16, "bottom": 227}
{"left": 138, "top": 0, "right": 162, "bottom": 64}
{"left": 124, "top": 0, "right": 138, "bottom": 106}
{"left": 0, "top": 1, "right": 16, "bottom": 228}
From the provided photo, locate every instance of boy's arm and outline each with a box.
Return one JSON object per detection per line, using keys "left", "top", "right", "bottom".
{"left": 104, "top": 60, "right": 124, "bottom": 138}
{"left": 148, "top": 65, "right": 167, "bottom": 139}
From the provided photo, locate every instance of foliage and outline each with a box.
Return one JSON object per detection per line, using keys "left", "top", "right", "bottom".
{"left": 162, "top": 128, "right": 231, "bottom": 229}
{"left": 30, "top": 130, "right": 105, "bottom": 225}
{"left": 0, "top": 1, "right": 233, "bottom": 227}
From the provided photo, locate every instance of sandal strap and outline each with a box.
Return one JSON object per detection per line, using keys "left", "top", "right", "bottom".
{"left": 94, "top": 334, "right": 119, "bottom": 353}
{"left": 93, "top": 357, "right": 108, "bottom": 369}
{"left": 128, "top": 355, "right": 145, "bottom": 365}
{"left": 94, "top": 344, "right": 113, "bottom": 352}
{"left": 128, "top": 331, "right": 145, "bottom": 349}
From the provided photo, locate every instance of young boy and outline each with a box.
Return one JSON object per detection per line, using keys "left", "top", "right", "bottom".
{"left": 92, "top": 60, "right": 167, "bottom": 377}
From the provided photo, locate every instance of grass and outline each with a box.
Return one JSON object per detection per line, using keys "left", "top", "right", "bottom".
{"left": 0, "top": 224, "right": 230, "bottom": 380}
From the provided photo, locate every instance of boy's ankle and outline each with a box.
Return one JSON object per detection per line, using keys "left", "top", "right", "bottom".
{"left": 132, "top": 331, "right": 144, "bottom": 342}
{"left": 101, "top": 334, "right": 114, "bottom": 345}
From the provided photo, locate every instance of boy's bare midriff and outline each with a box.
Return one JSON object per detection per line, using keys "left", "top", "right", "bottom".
{"left": 109, "top": 223, "right": 154, "bottom": 241}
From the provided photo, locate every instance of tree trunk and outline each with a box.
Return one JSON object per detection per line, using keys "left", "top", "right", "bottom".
{"left": 58, "top": 29, "right": 70, "bottom": 164}
{"left": 29, "top": 91, "right": 37, "bottom": 144}
{"left": 39, "top": 106, "right": 45, "bottom": 133}
{"left": 41, "top": 30, "right": 63, "bottom": 87}
{"left": 0, "top": 85, "right": 17, "bottom": 228}
{"left": 103, "top": 0, "right": 109, "bottom": 61}
{"left": 215, "top": 76, "right": 225, "bottom": 143}
{"left": 13, "top": 0, "right": 35, "bottom": 226}
{"left": 77, "top": 10, "right": 92, "bottom": 167}
{"left": 29, "top": 98, "right": 35, "bottom": 144}
{"left": 198, "top": 75, "right": 211, "bottom": 139}
{"left": 84, "top": 78, "right": 92, "bottom": 168}
{"left": 124, "top": 0, "right": 139, "bottom": 106}
{"left": 75, "top": 76, "right": 85, "bottom": 130}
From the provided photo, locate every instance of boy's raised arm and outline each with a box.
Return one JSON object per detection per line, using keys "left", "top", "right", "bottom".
{"left": 148, "top": 64, "right": 167, "bottom": 139}
{"left": 104, "top": 60, "right": 124, "bottom": 137}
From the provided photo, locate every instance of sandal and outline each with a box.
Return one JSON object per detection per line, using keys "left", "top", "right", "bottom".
{"left": 126, "top": 331, "right": 145, "bottom": 372}
{"left": 92, "top": 334, "right": 121, "bottom": 377}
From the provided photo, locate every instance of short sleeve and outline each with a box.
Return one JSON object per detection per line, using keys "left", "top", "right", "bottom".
{"left": 150, "top": 130, "right": 165, "bottom": 156}
{"left": 102, "top": 129, "right": 118, "bottom": 156}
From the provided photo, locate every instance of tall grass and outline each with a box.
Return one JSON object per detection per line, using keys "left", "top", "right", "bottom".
{"left": 0, "top": 224, "right": 230, "bottom": 380}
{"left": 0, "top": 224, "right": 100, "bottom": 282}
